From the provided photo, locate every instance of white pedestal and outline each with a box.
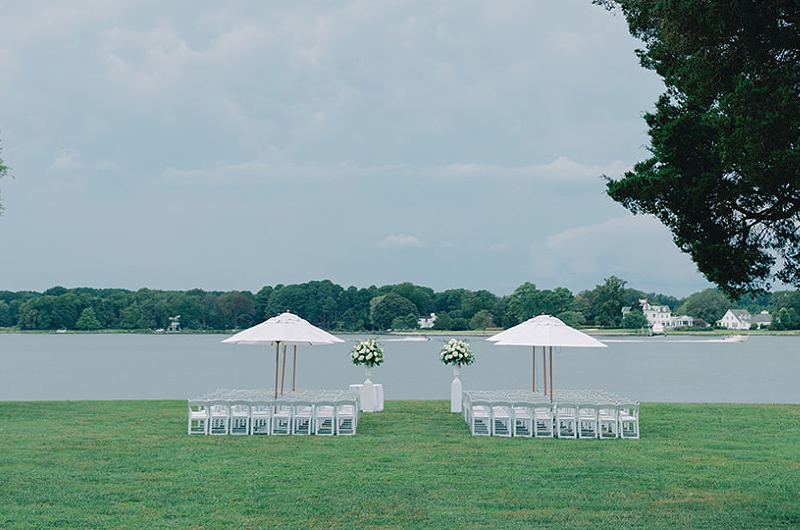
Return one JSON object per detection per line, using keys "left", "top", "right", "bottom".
{"left": 349, "top": 382, "right": 384, "bottom": 412}
{"left": 362, "top": 366, "right": 375, "bottom": 412}
{"left": 450, "top": 365, "right": 462, "bottom": 413}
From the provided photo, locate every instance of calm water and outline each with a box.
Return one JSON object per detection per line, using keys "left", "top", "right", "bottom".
{"left": 0, "top": 333, "right": 798, "bottom": 403}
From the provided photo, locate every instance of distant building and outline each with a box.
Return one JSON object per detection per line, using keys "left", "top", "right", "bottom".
{"left": 671, "top": 315, "right": 695, "bottom": 328}
{"left": 168, "top": 315, "right": 181, "bottom": 333}
{"left": 623, "top": 299, "right": 695, "bottom": 331}
{"left": 418, "top": 313, "right": 437, "bottom": 329}
{"left": 750, "top": 311, "right": 772, "bottom": 330}
{"left": 717, "top": 309, "right": 752, "bottom": 330}
{"left": 640, "top": 299, "right": 674, "bottom": 329}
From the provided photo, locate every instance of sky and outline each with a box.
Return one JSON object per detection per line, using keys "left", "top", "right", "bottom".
{"left": 0, "top": 0, "right": 713, "bottom": 296}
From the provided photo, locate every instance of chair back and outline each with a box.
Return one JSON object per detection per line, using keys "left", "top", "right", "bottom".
{"left": 188, "top": 400, "right": 209, "bottom": 415}
{"left": 209, "top": 400, "right": 230, "bottom": 414}
{"left": 618, "top": 402, "right": 639, "bottom": 418}
{"left": 556, "top": 402, "right": 578, "bottom": 416}
{"left": 230, "top": 400, "right": 250, "bottom": 415}
{"left": 250, "top": 400, "right": 272, "bottom": 416}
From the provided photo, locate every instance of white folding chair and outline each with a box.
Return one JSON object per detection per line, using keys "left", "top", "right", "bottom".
{"left": 491, "top": 401, "right": 513, "bottom": 437}
{"left": 469, "top": 399, "right": 491, "bottom": 436}
{"left": 533, "top": 402, "right": 554, "bottom": 438}
{"left": 335, "top": 398, "right": 358, "bottom": 435}
{"left": 228, "top": 400, "right": 251, "bottom": 435}
{"left": 618, "top": 402, "right": 640, "bottom": 439}
{"left": 314, "top": 400, "right": 336, "bottom": 435}
{"left": 512, "top": 402, "right": 533, "bottom": 437}
{"left": 250, "top": 400, "right": 272, "bottom": 435}
{"left": 598, "top": 403, "right": 618, "bottom": 439}
{"left": 578, "top": 403, "right": 599, "bottom": 439}
{"left": 291, "top": 400, "right": 314, "bottom": 435}
{"left": 271, "top": 399, "right": 292, "bottom": 435}
{"left": 187, "top": 400, "right": 209, "bottom": 435}
{"left": 555, "top": 402, "right": 578, "bottom": 439}
{"left": 208, "top": 400, "right": 230, "bottom": 435}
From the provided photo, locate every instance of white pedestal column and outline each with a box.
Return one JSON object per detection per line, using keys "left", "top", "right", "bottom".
{"left": 450, "top": 364, "right": 462, "bottom": 413}
{"left": 362, "top": 365, "right": 376, "bottom": 412}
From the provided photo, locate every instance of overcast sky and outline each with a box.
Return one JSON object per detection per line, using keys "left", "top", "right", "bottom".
{"left": 0, "top": 1, "right": 712, "bottom": 296}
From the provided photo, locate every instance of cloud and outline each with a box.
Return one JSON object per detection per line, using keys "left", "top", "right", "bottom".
{"left": 489, "top": 242, "right": 511, "bottom": 252}
{"left": 532, "top": 215, "right": 710, "bottom": 295}
{"left": 49, "top": 149, "right": 81, "bottom": 171}
{"left": 377, "top": 234, "right": 423, "bottom": 248}
{"left": 161, "top": 156, "right": 627, "bottom": 185}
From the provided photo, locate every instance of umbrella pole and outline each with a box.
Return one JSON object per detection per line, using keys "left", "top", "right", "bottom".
{"left": 549, "top": 346, "right": 553, "bottom": 403}
{"left": 274, "top": 342, "right": 280, "bottom": 400}
{"left": 280, "top": 344, "right": 287, "bottom": 395}
{"left": 292, "top": 345, "right": 297, "bottom": 391}
{"left": 532, "top": 346, "right": 536, "bottom": 392}
{"left": 542, "top": 345, "right": 547, "bottom": 398}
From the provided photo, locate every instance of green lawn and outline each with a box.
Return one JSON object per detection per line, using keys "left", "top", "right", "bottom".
{"left": 1, "top": 401, "right": 799, "bottom": 528}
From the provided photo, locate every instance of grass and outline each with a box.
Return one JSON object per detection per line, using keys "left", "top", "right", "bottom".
{"left": 1, "top": 401, "right": 799, "bottom": 528}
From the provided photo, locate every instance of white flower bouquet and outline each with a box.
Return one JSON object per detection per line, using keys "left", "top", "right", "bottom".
{"left": 351, "top": 338, "right": 384, "bottom": 367}
{"left": 439, "top": 338, "right": 475, "bottom": 366}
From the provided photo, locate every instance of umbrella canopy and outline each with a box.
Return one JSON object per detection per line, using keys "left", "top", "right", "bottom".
{"left": 487, "top": 315, "right": 606, "bottom": 401}
{"left": 223, "top": 311, "right": 343, "bottom": 398}
{"left": 488, "top": 314, "right": 606, "bottom": 348}
{"left": 222, "top": 312, "right": 344, "bottom": 345}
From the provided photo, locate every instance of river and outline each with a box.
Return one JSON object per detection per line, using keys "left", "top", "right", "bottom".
{"left": 0, "top": 333, "right": 797, "bottom": 402}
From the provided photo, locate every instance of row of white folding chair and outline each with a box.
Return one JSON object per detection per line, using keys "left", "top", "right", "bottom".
{"left": 465, "top": 399, "right": 639, "bottom": 439}
{"left": 468, "top": 400, "right": 556, "bottom": 437}
{"left": 190, "top": 399, "right": 358, "bottom": 436}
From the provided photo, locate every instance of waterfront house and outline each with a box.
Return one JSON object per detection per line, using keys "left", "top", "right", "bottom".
{"left": 717, "top": 309, "right": 752, "bottom": 330}
{"left": 750, "top": 311, "right": 772, "bottom": 330}
{"left": 418, "top": 313, "right": 437, "bottom": 329}
{"left": 623, "top": 299, "right": 694, "bottom": 331}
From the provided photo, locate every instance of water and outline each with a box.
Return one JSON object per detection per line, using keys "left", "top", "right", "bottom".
{"left": 0, "top": 333, "right": 798, "bottom": 403}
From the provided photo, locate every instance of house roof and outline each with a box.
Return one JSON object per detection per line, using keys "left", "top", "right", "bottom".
{"left": 729, "top": 309, "right": 751, "bottom": 318}
{"left": 751, "top": 313, "right": 772, "bottom": 323}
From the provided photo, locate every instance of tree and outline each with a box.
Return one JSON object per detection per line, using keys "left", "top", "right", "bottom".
{"left": 390, "top": 313, "right": 418, "bottom": 330}
{"left": 0, "top": 301, "right": 10, "bottom": 327}
{"left": 370, "top": 293, "right": 418, "bottom": 330}
{"left": 75, "top": 307, "right": 101, "bottom": 330}
{"left": 622, "top": 310, "right": 649, "bottom": 329}
{"left": 556, "top": 310, "right": 586, "bottom": 328}
{"left": 676, "top": 289, "right": 731, "bottom": 325}
{"left": 597, "top": 1, "right": 800, "bottom": 297}
{"left": 469, "top": 309, "right": 495, "bottom": 330}
{"left": 578, "top": 276, "right": 628, "bottom": 327}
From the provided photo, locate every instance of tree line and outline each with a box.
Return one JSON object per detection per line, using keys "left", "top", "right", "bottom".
{"left": 1, "top": 278, "right": 799, "bottom": 332}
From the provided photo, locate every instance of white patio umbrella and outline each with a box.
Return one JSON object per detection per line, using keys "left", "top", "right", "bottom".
{"left": 222, "top": 311, "right": 344, "bottom": 399}
{"left": 487, "top": 314, "right": 606, "bottom": 402}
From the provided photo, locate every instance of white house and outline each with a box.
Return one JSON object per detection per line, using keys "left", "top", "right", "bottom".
{"left": 671, "top": 315, "right": 696, "bottom": 328}
{"left": 418, "top": 313, "right": 437, "bottom": 329}
{"left": 624, "top": 299, "right": 695, "bottom": 330}
{"left": 641, "top": 299, "right": 674, "bottom": 328}
{"left": 750, "top": 311, "right": 772, "bottom": 330}
{"left": 717, "top": 309, "right": 752, "bottom": 330}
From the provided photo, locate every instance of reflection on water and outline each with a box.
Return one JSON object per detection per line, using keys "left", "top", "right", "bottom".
{"left": 0, "top": 333, "right": 798, "bottom": 403}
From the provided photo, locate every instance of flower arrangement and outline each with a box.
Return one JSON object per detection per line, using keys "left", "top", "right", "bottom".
{"left": 351, "top": 338, "right": 384, "bottom": 367}
{"left": 439, "top": 338, "right": 475, "bottom": 366}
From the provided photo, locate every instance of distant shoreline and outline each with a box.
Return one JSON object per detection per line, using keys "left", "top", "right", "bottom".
{"left": 2, "top": 327, "right": 799, "bottom": 336}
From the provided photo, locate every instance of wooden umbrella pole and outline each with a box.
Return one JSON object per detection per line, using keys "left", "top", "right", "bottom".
{"left": 280, "top": 344, "right": 287, "bottom": 395}
{"left": 273, "top": 342, "right": 280, "bottom": 400}
{"left": 532, "top": 346, "right": 536, "bottom": 392}
{"left": 292, "top": 345, "right": 297, "bottom": 391}
{"left": 549, "top": 346, "right": 553, "bottom": 403}
{"left": 542, "top": 345, "right": 547, "bottom": 398}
